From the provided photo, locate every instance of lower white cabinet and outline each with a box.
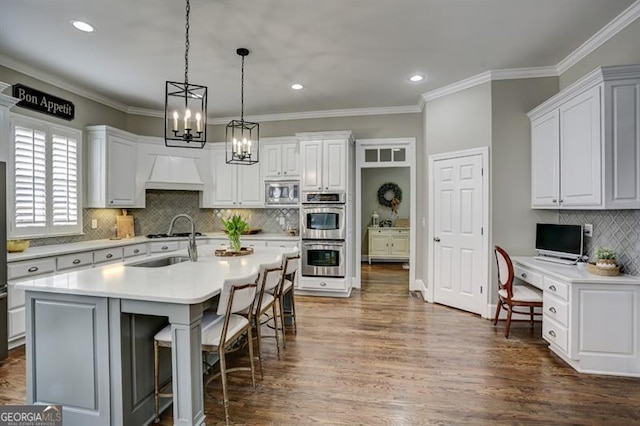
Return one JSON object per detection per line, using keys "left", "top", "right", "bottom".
{"left": 367, "top": 227, "right": 409, "bottom": 264}
{"left": 149, "top": 241, "right": 180, "bottom": 253}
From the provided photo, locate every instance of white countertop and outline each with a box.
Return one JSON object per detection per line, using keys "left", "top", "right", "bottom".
{"left": 17, "top": 245, "right": 295, "bottom": 304}
{"left": 513, "top": 256, "right": 640, "bottom": 285}
{"left": 7, "top": 232, "right": 299, "bottom": 262}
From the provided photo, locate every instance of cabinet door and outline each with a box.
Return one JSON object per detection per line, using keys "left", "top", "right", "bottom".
{"left": 237, "top": 163, "right": 263, "bottom": 206}
{"left": 107, "top": 136, "right": 136, "bottom": 206}
{"left": 369, "top": 232, "right": 389, "bottom": 256}
{"left": 262, "top": 144, "right": 282, "bottom": 178}
{"left": 560, "top": 86, "right": 602, "bottom": 207}
{"left": 390, "top": 232, "right": 410, "bottom": 257}
{"left": 281, "top": 143, "right": 300, "bottom": 177}
{"left": 211, "top": 148, "right": 237, "bottom": 206}
{"left": 531, "top": 110, "right": 560, "bottom": 208}
{"left": 323, "top": 139, "right": 347, "bottom": 191}
{"left": 300, "top": 141, "right": 323, "bottom": 191}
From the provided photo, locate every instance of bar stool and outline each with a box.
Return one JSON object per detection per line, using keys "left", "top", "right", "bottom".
{"left": 253, "top": 259, "right": 284, "bottom": 374}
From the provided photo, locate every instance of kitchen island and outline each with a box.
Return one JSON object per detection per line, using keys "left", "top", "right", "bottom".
{"left": 17, "top": 245, "right": 294, "bottom": 426}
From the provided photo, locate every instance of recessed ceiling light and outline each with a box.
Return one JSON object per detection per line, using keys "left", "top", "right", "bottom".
{"left": 71, "top": 20, "right": 95, "bottom": 33}
{"left": 291, "top": 83, "right": 304, "bottom": 90}
{"left": 409, "top": 74, "right": 425, "bottom": 82}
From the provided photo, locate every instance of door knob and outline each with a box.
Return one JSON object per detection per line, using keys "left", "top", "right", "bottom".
{"left": 433, "top": 237, "right": 440, "bottom": 242}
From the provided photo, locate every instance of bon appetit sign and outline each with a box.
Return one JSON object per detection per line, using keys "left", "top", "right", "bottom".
{"left": 12, "top": 84, "right": 75, "bottom": 121}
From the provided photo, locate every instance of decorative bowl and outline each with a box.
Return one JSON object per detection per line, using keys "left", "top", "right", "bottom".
{"left": 7, "top": 239, "right": 30, "bottom": 253}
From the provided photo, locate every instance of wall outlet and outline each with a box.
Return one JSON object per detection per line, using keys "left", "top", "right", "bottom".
{"left": 584, "top": 223, "right": 593, "bottom": 237}
{"left": 91, "top": 219, "right": 98, "bottom": 229}
{"left": 278, "top": 217, "right": 285, "bottom": 226}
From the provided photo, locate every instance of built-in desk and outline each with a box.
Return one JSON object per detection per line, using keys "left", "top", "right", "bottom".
{"left": 513, "top": 257, "right": 640, "bottom": 378}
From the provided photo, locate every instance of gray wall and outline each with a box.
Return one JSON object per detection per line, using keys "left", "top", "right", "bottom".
{"left": 559, "top": 18, "right": 640, "bottom": 89}
{"left": 360, "top": 167, "right": 410, "bottom": 253}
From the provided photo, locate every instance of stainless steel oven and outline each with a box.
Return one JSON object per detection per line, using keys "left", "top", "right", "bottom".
{"left": 301, "top": 241, "right": 346, "bottom": 278}
{"left": 300, "top": 205, "right": 345, "bottom": 240}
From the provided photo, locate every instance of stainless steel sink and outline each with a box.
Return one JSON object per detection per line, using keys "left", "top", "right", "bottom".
{"left": 127, "top": 256, "right": 191, "bottom": 268}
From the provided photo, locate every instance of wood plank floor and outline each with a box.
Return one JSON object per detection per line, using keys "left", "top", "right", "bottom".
{"left": 2, "top": 263, "right": 639, "bottom": 425}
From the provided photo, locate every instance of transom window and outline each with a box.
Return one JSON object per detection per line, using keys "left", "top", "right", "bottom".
{"left": 9, "top": 114, "right": 82, "bottom": 238}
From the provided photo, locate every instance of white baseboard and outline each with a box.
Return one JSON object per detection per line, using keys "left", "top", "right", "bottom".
{"left": 412, "top": 279, "right": 428, "bottom": 301}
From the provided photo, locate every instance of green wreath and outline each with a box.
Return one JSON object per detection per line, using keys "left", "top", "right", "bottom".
{"left": 377, "top": 182, "right": 402, "bottom": 213}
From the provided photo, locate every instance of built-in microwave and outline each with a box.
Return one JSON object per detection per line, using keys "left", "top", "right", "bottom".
{"left": 265, "top": 181, "right": 299, "bottom": 205}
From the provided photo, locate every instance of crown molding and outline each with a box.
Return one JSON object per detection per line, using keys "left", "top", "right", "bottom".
{"left": 556, "top": 0, "right": 640, "bottom": 75}
{"left": 491, "top": 66, "right": 558, "bottom": 80}
{"left": 126, "top": 106, "right": 162, "bottom": 118}
{"left": 0, "top": 53, "right": 130, "bottom": 113}
{"left": 422, "top": 71, "right": 492, "bottom": 103}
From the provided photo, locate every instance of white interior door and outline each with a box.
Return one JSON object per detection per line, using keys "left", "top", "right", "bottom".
{"left": 432, "top": 153, "right": 485, "bottom": 315}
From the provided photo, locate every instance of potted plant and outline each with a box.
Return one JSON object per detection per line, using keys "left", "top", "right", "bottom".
{"left": 221, "top": 213, "right": 249, "bottom": 252}
{"left": 594, "top": 247, "right": 617, "bottom": 269}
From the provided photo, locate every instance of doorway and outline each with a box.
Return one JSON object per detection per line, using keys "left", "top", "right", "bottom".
{"left": 355, "top": 138, "right": 417, "bottom": 292}
{"left": 427, "top": 147, "right": 489, "bottom": 316}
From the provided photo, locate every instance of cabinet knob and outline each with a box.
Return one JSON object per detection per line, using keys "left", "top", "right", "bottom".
{"left": 284, "top": 171, "right": 287, "bottom": 175}
{"left": 548, "top": 330, "right": 557, "bottom": 338}
{"left": 552, "top": 199, "right": 557, "bottom": 203}
{"left": 319, "top": 282, "right": 327, "bottom": 287}
{"left": 161, "top": 246, "right": 169, "bottom": 250}
{"left": 318, "top": 187, "right": 322, "bottom": 190}
{"left": 548, "top": 285, "right": 557, "bottom": 292}
{"left": 521, "top": 272, "right": 527, "bottom": 278}
{"left": 549, "top": 306, "right": 557, "bottom": 314}
{"left": 325, "top": 187, "right": 328, "bottom": 190}
{"left": 278, "top": 172, "right": 281, "bottom": 175}
{"left": 559, "top": 199, "right": 564, "bottom": 204}
{"left": 433, "top": 237, "right": 441, "bottom": 242}
{"left": 28, "top": 266, "right": 39, "bottom": 273}
{"left": 133, "top": 249, "right": 140, "bottom": 254}
{"left": 110, "top": 200, "right": 114, "bottom": 204}
{"left": 72, "top": 259, "right": 81, "bottom": 265}
{"left": 106, "top": 253, "right": 113, "bottom": 259}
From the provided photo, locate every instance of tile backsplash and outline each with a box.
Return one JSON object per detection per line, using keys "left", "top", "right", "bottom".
{"left": 559, "top": 210, "right": 640, "bottom": 275}
{"left": 29, "top": 190, "right": 299, "bottom": 247}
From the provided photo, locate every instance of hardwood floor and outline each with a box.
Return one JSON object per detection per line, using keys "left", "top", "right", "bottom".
{"left": 2, "top": 262, "right": 639, "bottom": 425}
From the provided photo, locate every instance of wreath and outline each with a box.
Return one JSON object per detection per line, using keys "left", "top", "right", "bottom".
{"left": 377, "top": 182, "right": 402, "bottom": 214}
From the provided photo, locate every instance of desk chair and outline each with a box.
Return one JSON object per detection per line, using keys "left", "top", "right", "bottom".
{"left": 493, "top": 245, "right": 543, "bottom": 338}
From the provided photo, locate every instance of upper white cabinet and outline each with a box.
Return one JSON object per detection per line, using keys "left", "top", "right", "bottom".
{"left": 85, "top": 126, "right": 137, "bottom": 208}
{"left": 210, "top": 145, "right": 263, "bottom": 207}
{"left": 298, "top": 132, "right": 352, "bottom": 192}
{"left": 262, "top": 137, "right": 300, "bottom": 179}
{"left": 528, "top": 65, "right": 640, "bottom": 209}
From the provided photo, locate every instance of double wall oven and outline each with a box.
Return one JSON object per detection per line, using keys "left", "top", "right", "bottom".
{"left": 301, "top": 191, "right": 346, "bottom": 278}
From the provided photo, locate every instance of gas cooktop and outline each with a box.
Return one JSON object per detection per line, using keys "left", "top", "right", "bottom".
{"left": 146, "top": 232, "right": 203, "bottom": 239}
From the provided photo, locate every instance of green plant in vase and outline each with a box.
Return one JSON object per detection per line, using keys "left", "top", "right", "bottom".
{"left": 594, "top": 246, "right": 617, "bottom": 268}
{"left": 221, "top": 213, "right": 249, "bottom": 252}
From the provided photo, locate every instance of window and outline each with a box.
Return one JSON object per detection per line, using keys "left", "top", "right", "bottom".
{"left": 9, "top": 114, "right": 82, "bottom": 238}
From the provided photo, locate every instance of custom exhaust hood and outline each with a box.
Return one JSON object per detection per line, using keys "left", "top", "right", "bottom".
{"left": 145, "top": 154, "right": 204, "bottom": 191}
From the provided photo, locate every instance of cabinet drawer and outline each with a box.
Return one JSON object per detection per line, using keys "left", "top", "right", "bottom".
{"left": 543, "top": 292, "right": 569, "bottom": 327}
{"left": 124, "top": 244, "right": 147, "bottom": 258}
{"left": 8, "top": 283, "right": 25, "bottom": 310}
{"left": 266, "top": 240, "right": 299, "bottom": 249}
{"left": 513, "top": 264, "right": 542, "bottom": 289}
{"left": 149, "top": 241, "right": 180, "bottom": 253}
{"left": 543, "top": 317, "right": 568, "bottom": 353}
{"left": 8, "top": 307, "right": 26, "bottom": 340}
{"left": 57, "top": 252, "right": 94, "bottom": 271}
{"left": 299, "top": 278, "right": 346, "bottom": 291}
{"left": 94, "top": 247, "right": 123, "bottom": 264}
{"left": 8, "top": 258, "right": 56, "bottom": 280}
{"left": 543, "top": 276, "right": 569, "bottom": 301}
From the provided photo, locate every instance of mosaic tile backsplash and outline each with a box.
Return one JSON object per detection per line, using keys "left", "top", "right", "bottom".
{"left": 29, "top": 190, "right": 299, "bottom": 247}
{"left": 560, "top": 210, "right": 640, "bottom": 276}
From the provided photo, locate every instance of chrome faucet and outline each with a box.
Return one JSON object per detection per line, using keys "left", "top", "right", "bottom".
{"left": 168, "top": 214, "right": 198, "bottom": 262}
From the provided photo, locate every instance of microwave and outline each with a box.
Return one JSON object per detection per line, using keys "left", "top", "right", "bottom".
{"left": 265, "top": 180, "right": 300, "bottom": 205}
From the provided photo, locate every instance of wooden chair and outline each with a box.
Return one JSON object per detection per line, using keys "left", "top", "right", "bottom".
{"left": 253, "top": 259, "right": 284, "bottom": 375}
{"left": 153, "top": 272, "right": 259, "bottom": 425}
{"left": 276, "top": 251, "right": 300, "bottom": 348}
{"left": 493, "top": 245, "right": 542, "bottom": 338}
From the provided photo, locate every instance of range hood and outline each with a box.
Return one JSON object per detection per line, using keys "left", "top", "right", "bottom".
{"left": 146, "top": 155, "right": 204, "bottom": 191}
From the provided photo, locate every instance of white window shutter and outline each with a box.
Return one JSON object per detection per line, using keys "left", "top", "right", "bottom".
{"left": 51, "top": 134, "right": 78, "bottom": 226}
{"left": 13, "top": 126, "right": 47, "bottom": 228}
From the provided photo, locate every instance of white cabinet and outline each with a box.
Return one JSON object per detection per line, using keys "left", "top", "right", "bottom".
{"left": 528, "top": 65, "right": 640, "bottom": 209}
{"left": 299, "top": 139, "right": 347, "bottom": 192}
{"left": 85, "top": 125, "right": 137, "bottom": 208}
{"left": 211, "top": 147, "right": 263, "bottom": 207}
{"left": 367, "top": 227, "right": 410, "bottom": 264}
{"left": 262, "top": 138, "right": 299, "bottom": 179}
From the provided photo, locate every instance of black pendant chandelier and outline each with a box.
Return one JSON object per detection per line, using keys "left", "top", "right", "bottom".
{"left": 164, "top": 0, "right": 207, "bottom": 148}
{"left": 226, "top": 48, "right": 259, "bottom": 165}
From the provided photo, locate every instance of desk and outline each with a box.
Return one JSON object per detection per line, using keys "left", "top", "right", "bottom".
{"left": 18, "top": 245, "right": 294, "bottom": 426}
{"left": 513, "top": 257, "right": 640, "bottom": 378}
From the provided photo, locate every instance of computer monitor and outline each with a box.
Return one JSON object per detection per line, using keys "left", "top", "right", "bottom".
{"left": 535, "top": 223, "right": 584, "bottom": 261}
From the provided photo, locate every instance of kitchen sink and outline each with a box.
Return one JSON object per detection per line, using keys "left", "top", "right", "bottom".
{"left": 127, "top": 256, "right": 191, "bottom": 268}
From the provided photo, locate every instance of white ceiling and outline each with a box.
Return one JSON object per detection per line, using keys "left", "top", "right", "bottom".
{"left": 0, "top": 0, "right": 635, "bottom": 119}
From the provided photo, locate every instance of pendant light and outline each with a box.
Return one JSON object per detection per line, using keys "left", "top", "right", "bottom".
{"left": 226, "top": 48, "right": 259, "bottom": 165}
{"left": 164, "top": 0, "right": 207, "bottom": 148}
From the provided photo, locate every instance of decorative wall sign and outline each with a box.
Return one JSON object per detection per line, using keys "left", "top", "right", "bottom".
{"left": 12, "top": 84, "right": 75, "bottom": 120}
